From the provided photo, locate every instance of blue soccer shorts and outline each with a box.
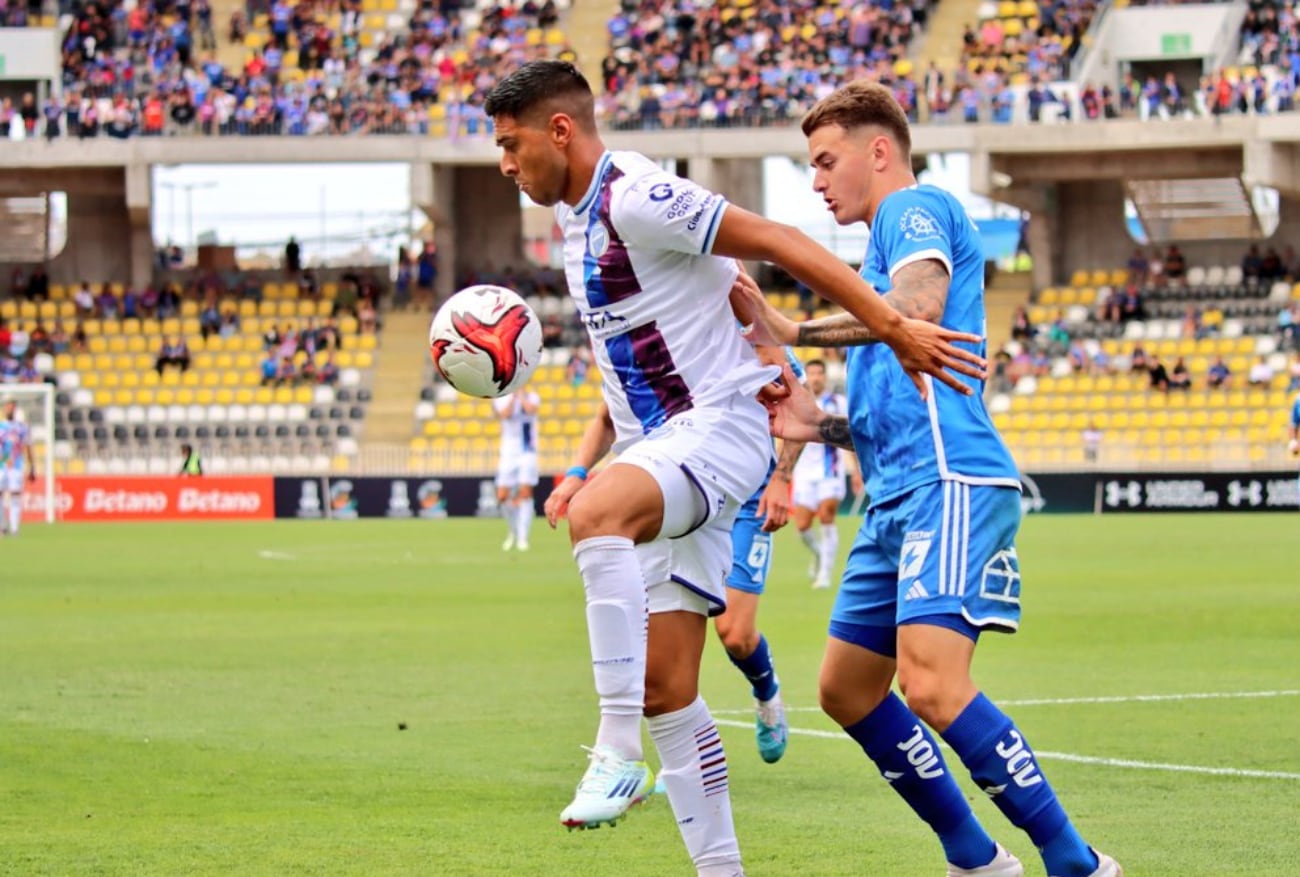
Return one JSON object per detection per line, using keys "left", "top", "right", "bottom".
{"left": 829, "top": 481, "right": 1022, "bottom": 658}
{"left": 726, "top": 482, "right": 773, "bottom": 595}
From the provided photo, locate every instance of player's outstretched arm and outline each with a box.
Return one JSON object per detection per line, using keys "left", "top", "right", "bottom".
{"left": 764, "top": 364, "right": 855, "bottom": 451}
{"left": 711, "top": 206, "right": 984, "bottom": 397}
{"left": 758, "top": 437, "right": 805, "bottom": 533}
{"left": 545, "top": 402, "right": 616, "bottom": 528}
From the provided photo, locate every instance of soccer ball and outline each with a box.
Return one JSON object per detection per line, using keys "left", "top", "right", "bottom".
{"left": 429, "top": 285, "right": 544, "bottom": 398}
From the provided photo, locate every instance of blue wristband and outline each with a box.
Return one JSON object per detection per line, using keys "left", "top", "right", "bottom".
{"left": 565, "top": 466, "right": 589, "bottom": 481}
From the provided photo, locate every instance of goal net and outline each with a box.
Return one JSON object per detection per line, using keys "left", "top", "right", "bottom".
{"left": 1, "top": 382, "right": 56, "bottom": 524}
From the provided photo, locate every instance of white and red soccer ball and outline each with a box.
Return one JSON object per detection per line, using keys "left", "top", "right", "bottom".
{"left": 428, "top": 285, "right": 544, "bottom": 398}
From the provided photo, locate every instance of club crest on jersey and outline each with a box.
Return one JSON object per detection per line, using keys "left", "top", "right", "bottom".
{"left": 588, "top": 222, "right": 610, "bottom": 258}
{"left": 900, "top": 206, "right": 942, "bottom": 243}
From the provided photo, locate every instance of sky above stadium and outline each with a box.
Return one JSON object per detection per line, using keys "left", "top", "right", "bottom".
{"left": 151, "top": 155, "right": 1018, "bottom": 268}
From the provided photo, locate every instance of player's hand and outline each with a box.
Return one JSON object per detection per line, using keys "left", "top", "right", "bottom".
{"left": 757, "top": 474, "right": 792, "bottom": 532}
{"left": 882, "top": 317, "right": 986, "bottom": 399}
{"left": 764, "top": 363, "right": 826, "bottom": 443}
{"left": 730, "top": 271, "right": 798, "bottom": 348}
{"left": 545, "top": 475, "right": 585, "bottom": 528}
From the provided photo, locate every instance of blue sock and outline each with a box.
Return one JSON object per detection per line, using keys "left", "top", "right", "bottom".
{"left": 844, "top": 693, "right": 996, "bottom": 870}
{"left": 728, "top": 634, "right": 779, "bottom": 702}
{"left": 942, "top": 693, "right": 1099, "bottom": 877}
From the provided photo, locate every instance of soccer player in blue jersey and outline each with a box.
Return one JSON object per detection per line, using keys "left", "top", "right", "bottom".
{"left": 735, "top": 81, "right": 1123, "bottom": 877}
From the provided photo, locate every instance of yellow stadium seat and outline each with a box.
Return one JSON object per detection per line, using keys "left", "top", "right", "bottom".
{"left": 354, "top": 352, "right": 374, "bottom": 370}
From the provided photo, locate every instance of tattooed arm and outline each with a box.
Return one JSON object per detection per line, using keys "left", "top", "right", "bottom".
{"left": 796, "top": 259, "right": 952, "bottom": 348}
{"left": 816, "top": 415, "right": 855, "bottom": 451}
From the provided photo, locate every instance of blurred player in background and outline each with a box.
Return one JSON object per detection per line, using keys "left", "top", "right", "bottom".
{"left": 493, "top": 383, "right": 541, "bottom": 551}
{"left": 1289, "top": 391, "right": 1299, "bottom": 494}
{"left": 485, "top": 59, "right": 982, "bottom": 876}
{"left": 789, "top": 358, "right": 861, "bottom": 589}
{"left": 0, "top": 400, "right": 34, "bottom": 537}
{"left": 739, "top": 81, "right": 1122, "bottom": 877}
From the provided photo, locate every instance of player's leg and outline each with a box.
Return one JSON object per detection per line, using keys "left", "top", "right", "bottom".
{"left": 8, "top": 475, "right": 21, "bottom": 535}
{"left": 645, "top": 525, "right": 745, "bottom": 876}
{"left": 514, "top": 454, "right": 539, "bottom": 550}
{"left": 714, "top": 497, "right": 786, "bottom": 762}
{"left": 563, "top": 462, "right": 670, "bottom": 763}
{"left": 561, "top": 400, "right": 768, "bottom": 834}
{"left": 0, "top": 486, "right": 10, "bottom": 536}
{"left": 812, "top": 482, "right": 843, "bottom": 589}
{"left": 821, "top": 509, "right": 1011, "bottom": 875}
{"left": 896, "top": 484, "right": 1120, "bottom": 877}
{"left": 791, "top": 478, "right": 820, "bottom": 580}
{"left": 495, "top": 461, "right": 516, "bottom": 550}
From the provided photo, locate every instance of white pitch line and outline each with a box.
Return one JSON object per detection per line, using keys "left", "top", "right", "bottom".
{"left": 712, "top": 719, "right": 1300, "bottom": 781}
{"left": 712, "top": 689, "right": 1300, "bottom": 716}
{"left": 256, "top": 549, "right": 297, "bottom": 561}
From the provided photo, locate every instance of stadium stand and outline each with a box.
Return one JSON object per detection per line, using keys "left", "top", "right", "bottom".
{"left": 597, "top": 0, "right": 937, "bottom": 128}
{"left": 1, "top": 277, "right": 377, "bottom": 475}
{"left": 992, "top": 265, "right": 1300, "bottom": 468}
{"left": 12, "top": 0, "right": 575, "bottom": 139}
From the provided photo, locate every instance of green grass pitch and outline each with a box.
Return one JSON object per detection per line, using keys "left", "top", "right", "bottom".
{"left": 1, "top": 514, "right": 1297, "bottom": 876}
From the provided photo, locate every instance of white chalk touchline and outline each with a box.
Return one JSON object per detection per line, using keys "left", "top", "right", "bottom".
{"left": 712, "top": 719, "right": 1300, "bottom": 782}
{"left": 256, "top": 549, "right": 297, "bottom": 561}
{"left": 712, "top": 689, "right": 1300, "bottom": 716}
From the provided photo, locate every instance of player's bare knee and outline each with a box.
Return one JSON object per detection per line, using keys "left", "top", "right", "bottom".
{"left": 644, "top": 671, "right": 697, "bottom": 717}
{"left": 899, "top": 668, "right": 968, "bottom": 730}
{"left": 717, "top": 623, "right": 759, "bottom": 660}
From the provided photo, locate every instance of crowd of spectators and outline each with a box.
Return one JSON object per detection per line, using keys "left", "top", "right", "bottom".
{"left": 3, "top": 0, "right": 1299, "bottom": 138}
{"left": 595, "top": 0, "right": 935, "bottom": 129}
{"left": 7, "top": 0, "right": 569, "bottom": 139}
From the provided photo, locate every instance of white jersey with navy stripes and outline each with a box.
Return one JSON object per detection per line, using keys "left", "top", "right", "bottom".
{"left": 492, "top": 391, "right": 540, "bottom": 458}
{"left": 557, "top": 150, "right": 775, "bottom": 452}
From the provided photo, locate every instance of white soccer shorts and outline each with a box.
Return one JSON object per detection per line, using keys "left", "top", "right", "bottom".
{"left": 618, "top": 394, "right": 773, "bottom": 618}
{"left": 2, "top": 469, "right": 25, "bottom": 494}
{"left": 792, "top": 475, "right": 847, "bottom": 511}
{"left": 495, "top": 452, "right": 539, "bottom": 490}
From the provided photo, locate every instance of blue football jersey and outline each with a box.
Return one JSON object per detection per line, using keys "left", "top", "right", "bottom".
{"left": 1291, "top": 394, "right": 1300, "bottom": 428}
{"left": 845, "top": 185, "right": 1019, "bottom": 505}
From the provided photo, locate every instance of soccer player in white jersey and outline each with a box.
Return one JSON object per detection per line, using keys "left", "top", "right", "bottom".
{"left": 789, "top": 358, "right": 860, "bottom": 589}
{"left": 492, "top": 384, "right": 541, "bottom": 551}
{"left": 739, "top": 81, "right": 1121, "bottom": 877}
{"left": 484, "top": 61, "right": 983, "bottom": 875}
{"left": 0, "top": 400, "right": 33, "bottom": 536}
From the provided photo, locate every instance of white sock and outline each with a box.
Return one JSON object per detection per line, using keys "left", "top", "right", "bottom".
{"left": 574, "top": 535, "right": 647, "bottom": 760}
{"left": 7, "top": 495, "right": 18, "bottom": 534}
{"left": 799, "top": 526, "right": 819, "bottom": 556}
{"left": 818, "top": 522, "right": 838, "bottom": 580}
{"left": 647, "top": 696, "right": 742, "bottom": 875}
{"left": 516, "top": 499, "right": 533, "bottom": 544}
{"left": 501, "top": 501, "right": 517, "bottom": 538}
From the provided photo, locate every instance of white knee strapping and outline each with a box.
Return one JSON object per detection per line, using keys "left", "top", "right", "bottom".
{"left": 576, "top": 536, "right": 647, "bottom": 717}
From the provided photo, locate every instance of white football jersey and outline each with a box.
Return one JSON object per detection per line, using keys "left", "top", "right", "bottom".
{"left": 492, "top": 391, "right": 540, "bottom": 458}
{"left": 557, "top": 150, "right": 774, "bottom": 450}
{"left": 793, "top": 392, "right": 849, "bottom": 481}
